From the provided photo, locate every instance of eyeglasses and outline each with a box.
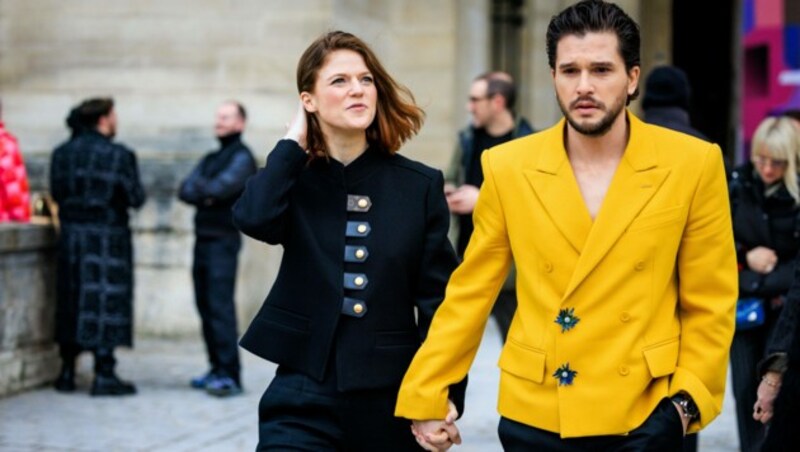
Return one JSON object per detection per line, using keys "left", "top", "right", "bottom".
{"left": 754, "top": 155, "right": 789, "bottom": 169}
{"left": 468, "top": 95, "right": 491, "bottom": 103}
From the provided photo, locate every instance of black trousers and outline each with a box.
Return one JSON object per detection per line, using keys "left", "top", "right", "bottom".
{"left": 730, "top": 310, "right": 780, "bottom": 452}
{"left": 498, "top": 398, "right": 684, "bottom": 451}
{"left": 192, "top": 234, "right": 241, "bottom": 383}
{"left": 58, "top": 341, "right": 118, "bottom": 376}
{"left": 257, "top": 367, "right": 422, "bottom": 451}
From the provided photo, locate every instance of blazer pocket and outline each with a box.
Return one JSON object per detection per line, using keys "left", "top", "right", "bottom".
{"left": 627, "top": 205, "right": 684, "bottom": 233}
{"left": 262, "top": 304, "right": 310, "bottom": 332}
{"left": 498, "top": 338, "right": 546, "bottom": 384}
{"left": 642, "top": 338, "right": 680, "bottom": 378}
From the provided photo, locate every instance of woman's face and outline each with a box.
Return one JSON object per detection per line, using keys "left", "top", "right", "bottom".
{"left": 753, "top": 152, "right": 788, "bottom": 185}
{"left": 301, "top": 49, "right": 377, "bottom": 138}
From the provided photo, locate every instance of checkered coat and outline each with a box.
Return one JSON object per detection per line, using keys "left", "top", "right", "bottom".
{"left": 50, "top": 131, "right": 145, "bottom": 349}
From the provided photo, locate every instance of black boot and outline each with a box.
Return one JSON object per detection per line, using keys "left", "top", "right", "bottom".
{"left": 90, "top": 348, "right": 136, "bottom": 397}
{"left": 54, "top": 344, "right": 78, "bottom": 392}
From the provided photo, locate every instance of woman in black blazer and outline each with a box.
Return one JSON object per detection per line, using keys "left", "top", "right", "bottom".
{"left": 233, "top": 31, "right": 463, "bottom": 451}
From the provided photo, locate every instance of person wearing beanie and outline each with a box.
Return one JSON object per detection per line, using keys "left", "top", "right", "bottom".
{"left": 642, "top": 65, "right": 707, "bottom": 141}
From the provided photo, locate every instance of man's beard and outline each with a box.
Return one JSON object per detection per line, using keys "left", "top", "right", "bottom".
{"left": 557, "top": 92, "right": 626, "bottom": 137}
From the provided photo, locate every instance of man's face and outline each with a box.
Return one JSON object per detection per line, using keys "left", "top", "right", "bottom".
{"left": 467, "top": 79, "right": 495, "bottom": 128}
{"left": 552, "top": 31, "right": 639, "bottom": 137}
{"left": 214, "top": 103, "right": 245, "bottom": 138}
{"left": 101, "top": 108, "right": 117, "bottom": 138}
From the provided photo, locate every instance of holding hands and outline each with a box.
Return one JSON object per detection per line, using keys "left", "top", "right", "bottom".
{"left": 411, "top": 400, "right": 462, "bottom": 451}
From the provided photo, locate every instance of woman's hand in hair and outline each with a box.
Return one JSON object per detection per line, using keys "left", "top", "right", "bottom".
{"left": 284, "top": 101, "right": 308, "bottom": 150}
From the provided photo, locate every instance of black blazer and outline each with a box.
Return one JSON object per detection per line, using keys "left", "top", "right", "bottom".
{"left": 233, "top": 140, "right": 462, "bottom": 399}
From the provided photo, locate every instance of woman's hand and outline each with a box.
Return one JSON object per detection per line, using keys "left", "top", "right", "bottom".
{"left": 753, "top": 371, "right": 783, "bottom": 424}
{"left": 284, "top": 101, "right": 308, "bottom": 150}
{"left": 411, "top": 400, "right": 461, "bottom": 451}
{"left": 746, "top": 246, "right": 778, "bottom": 274}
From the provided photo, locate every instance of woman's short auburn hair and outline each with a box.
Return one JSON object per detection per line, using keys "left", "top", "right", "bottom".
{"left": 296, "top": 31, "right": 424, "bottom": 159}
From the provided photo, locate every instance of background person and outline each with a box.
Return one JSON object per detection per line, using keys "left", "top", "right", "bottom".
{"left": 445, "top": 71, "right": 534, "bottom": 343}
{"left": 50, "top": 98, "right": 146, "bottom": 396}
{"left": 178, "top": 101, "right": 256, "bottom": 397}
{"left": 728, "top": 115, "right": 800, "bottom": 452}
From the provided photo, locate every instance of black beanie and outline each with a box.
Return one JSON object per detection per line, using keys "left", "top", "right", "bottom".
{"left": 642, "top": 66, "right": 691, "bottom": 110}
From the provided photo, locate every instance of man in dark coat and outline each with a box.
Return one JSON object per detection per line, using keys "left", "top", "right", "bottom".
{"left": 51, "top": 98, "right": 146, "bottom": 396}
{"left": 178, "top": 101, "right": 256, "bottom": 397}
{"left": 444, "top": 71, "right": 534, "bottom": 343}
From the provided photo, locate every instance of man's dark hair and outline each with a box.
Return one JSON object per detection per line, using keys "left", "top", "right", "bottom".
{"left": 230, "top": 101, "right": 247, "bottom": 121}
{"left": 476, "top": 72, "right": 518, "bottom": 112}
{"left": 546, "top": 0, "right": 641, "bottom": 101}
{"left": 782, "top": 109, "right": 800, "bottom": 122}
{"left": 78, "top": 97, "right": 114, "bottom": 128}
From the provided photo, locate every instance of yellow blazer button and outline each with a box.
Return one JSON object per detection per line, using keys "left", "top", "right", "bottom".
{"left": 618, "top": 365, "right": 630, "bottom": 376}
{"left": 544, "top": 262, "right": 553, "bottom": 273}
{"left": 634, "top": 261, "right": 645, "bottom": 271}
{"left": 357, "top": 224, "right": 367, "bottom": 234}
{"left": 620, "top": 312, "right": 631, "bottom": 322}
{"left": 354, "top": 276, "right": 365, "bottom": 286}
{"left": 357, "top": 198, "right": 369, "bottom": 208}
{"left": 355, "top": 249, "right": 366, "bottom": 259}
{"left": 353, "top": 303, "right": 364, "bottom": 314}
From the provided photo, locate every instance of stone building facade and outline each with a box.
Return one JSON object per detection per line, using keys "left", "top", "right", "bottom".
{"left": 0, "top": 0, "right": 671, "bottom": 337}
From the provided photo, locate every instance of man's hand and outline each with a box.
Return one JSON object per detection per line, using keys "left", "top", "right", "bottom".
{"left": 671, "top": 401, "right": 690, "bottom": 436}
{"left": 411, "top": 400, "right": 461, "bottom": 451}
{"left": 753, "top": 371, "right": 782, "bottom": 424}
{"left": 446, "top": 185, "right": 479, "bottom": 215}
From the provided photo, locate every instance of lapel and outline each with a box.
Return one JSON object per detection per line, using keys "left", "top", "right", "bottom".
{"left": 524, "top": 119, "right": 593, "bottom": 254}
{"left": 524, "top": 113, "right": 671, "bottom": 300}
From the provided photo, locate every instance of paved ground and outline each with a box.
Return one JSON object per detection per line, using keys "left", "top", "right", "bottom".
{"left": 0, "top": 321, "right": 739, "bottom": 451}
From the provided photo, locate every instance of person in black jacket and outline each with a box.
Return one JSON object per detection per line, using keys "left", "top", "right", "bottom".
{"left": 232, "top": 31, "right": 464, "bottom": 451}
{"left": 51, "top": 98, "right": 146, "bottom": 396}
{"left": 178, "top": 101, "right": 256, "bottom": 397}
{"left": 729, "top": 115, "right": 800, "bottom": 452}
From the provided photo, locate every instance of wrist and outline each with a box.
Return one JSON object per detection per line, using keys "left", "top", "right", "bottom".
{"left": 762, "top": 373, "right": 782, "bottom": 388}
{"left": 671, "top": 393, "right": 699, "bottom": 422}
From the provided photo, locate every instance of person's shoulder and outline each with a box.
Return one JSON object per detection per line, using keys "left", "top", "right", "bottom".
{"left": 388, "top": 153, "right": 441, "bottom": 182}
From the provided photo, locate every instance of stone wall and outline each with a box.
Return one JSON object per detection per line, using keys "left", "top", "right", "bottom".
{"left": 0, "top": 222, "right": 59, "bottom": 397}
{"left": 0, "top": 1, "right": 669, "bottom": 338}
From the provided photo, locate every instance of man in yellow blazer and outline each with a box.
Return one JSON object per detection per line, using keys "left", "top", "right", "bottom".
{"left": 396, "top": 1, "right": 737, "bottom": 450}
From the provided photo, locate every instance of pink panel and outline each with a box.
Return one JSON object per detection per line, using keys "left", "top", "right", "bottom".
{"left": 743, "top": 28, "right": 793, "bottom": 142}
{"left": 755, "top": 0, "right": 784, "bottom": 28}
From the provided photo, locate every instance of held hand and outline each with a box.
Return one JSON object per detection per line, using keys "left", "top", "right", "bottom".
{"left": 753, "top": 371, "right": 782, "bottom": 424}
{"left": 671, "top": 401, "right": 690, "bottom": 436}
{"left": 284, "top": 101, "right": 308, "bottom": 150}
{"left": 746, "top": 246, "right": 778, "bottom": 274}
{"left": 411, "top": 400, "right": 461, "bottom": 451}
{"left": 446, "top": 185, "right": 479, "bottom": 215}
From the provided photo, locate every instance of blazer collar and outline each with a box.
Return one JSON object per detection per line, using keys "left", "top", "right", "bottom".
{"left": 525, "top": 111, "right": 670, "bottom": 299}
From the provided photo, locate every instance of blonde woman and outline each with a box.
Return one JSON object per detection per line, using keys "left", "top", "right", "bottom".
{"left": 729, "top": 115, "right": 800, "bottom": 452}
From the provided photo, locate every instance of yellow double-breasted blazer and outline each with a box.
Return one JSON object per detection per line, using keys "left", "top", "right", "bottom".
{"left": 396, "top": 112, "right": 737, "bottom": 438}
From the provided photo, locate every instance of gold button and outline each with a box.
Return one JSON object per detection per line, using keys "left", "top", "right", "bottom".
{"left": 355, "top": 249, "right": 366, "bottom": 259}
{"left": 619, "top": 365, "right": 630, "bottom": 376}
{"left": 353, "top": 303, "right": 364, "bottom": 314}
{"left": 620, "top": 312, "right": 631, "bottom": 322}
{"left": 634, "top": 261, "right": 645, "bottom": 271}
{"left": 544, "top": 262, "right": 553, "bottom": 273}
{"left": 357, "top": 224, "right": 367, "bottom": 234}
{"left": 357, "top": 198, "right": 369, "bottom": 208}
{"left": 354, "top": 276, "right": 365, "bottom": 286}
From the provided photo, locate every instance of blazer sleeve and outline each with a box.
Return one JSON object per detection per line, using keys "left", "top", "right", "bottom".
{"left": 396, "top": 149, "right": 512, "bottom": 420}
{"left": 412, "top": 170, "right": 466, "bottom": 414}
{"left": 232, "top": 139, "right": 307, "bottom": 244}
{"left": 670, "top": 145, "right": 738, "bottom": 432}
